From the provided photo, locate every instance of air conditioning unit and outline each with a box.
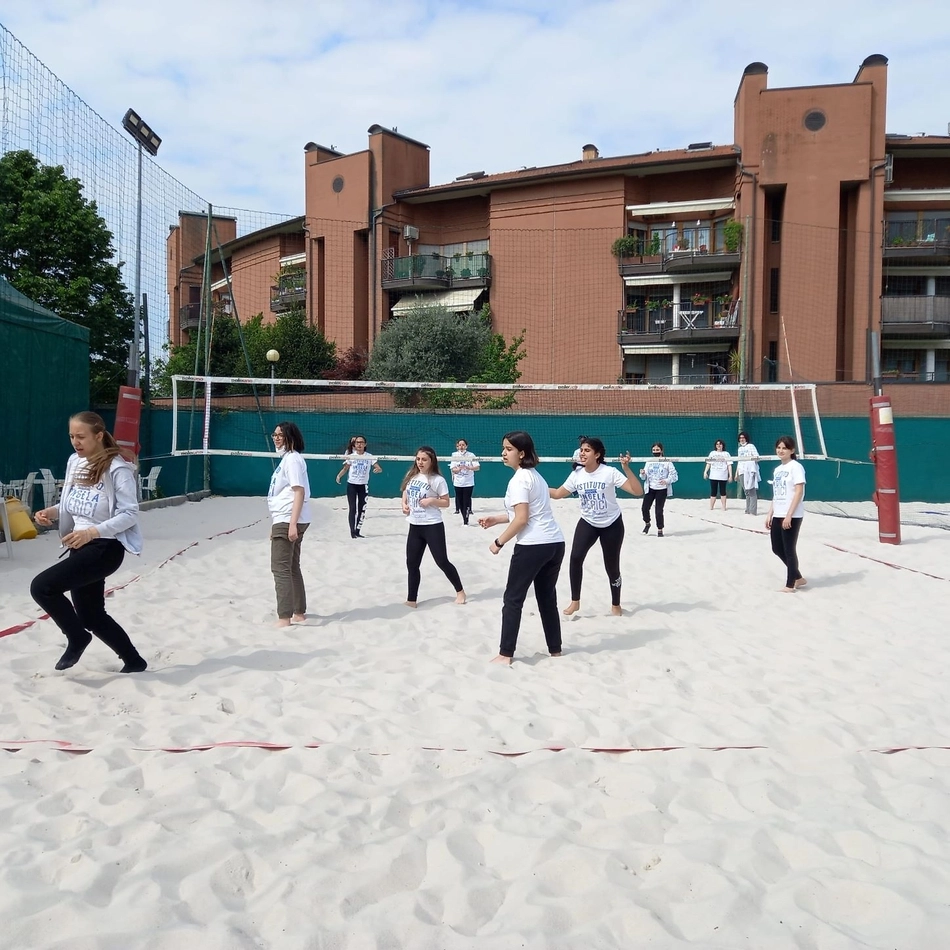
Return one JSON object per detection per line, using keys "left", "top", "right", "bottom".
{"left": 883, "top": 153, "right": 894, "bottom": 184}
{"left": 403, "top": 225, "right": 419, "bottom": 241}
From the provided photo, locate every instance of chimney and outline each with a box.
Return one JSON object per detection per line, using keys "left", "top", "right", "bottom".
{"left": 582, "top": 143, "right": 599, "bottom": 162}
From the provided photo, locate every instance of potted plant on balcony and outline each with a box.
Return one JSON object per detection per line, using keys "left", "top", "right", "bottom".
{"left": 723, "top": 219, "right": 743, "bottom": 253}
{"left": 412, "top": 255, "right": 426, "bottom": 277}
{"left": 648, "top": 233, "right": 661, "bottom": 256}
{"left": 611, "top": 235, "right": 640, "bottom": 258}
{"left": 460, "top": 267, "right": 473, "bottom": 278}
{"left": 673, "top": 236, "right": 690, "bottom": 252}
{"left": 691, "top": 293, "right": 711, "bottom": 307}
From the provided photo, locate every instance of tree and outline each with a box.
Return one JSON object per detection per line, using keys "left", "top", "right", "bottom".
{"left": 364, "top": 304, "right": 526, "bottom": 407}
{"left": 0, "top": 150, "right": 134, "bottom": 404}
{"left": 151, "top": 308, "right": 337, "bottom": 396}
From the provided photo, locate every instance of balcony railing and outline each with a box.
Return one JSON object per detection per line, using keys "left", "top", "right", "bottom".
{"left": 883, "top": 239, "right": 950, "bottom": 263}
{"left": 179, "top": 303, "right": 201, "bottom": 330}
{"left": 617, "top": 302, "right": 739, "bottom": 342}
{"left": 381, "top": 253, "right": 492, "bottom": 290}
{"left": 618, "top": 246, "right": 741, "bottom": 277}
{"left": 270, "top": 272, "right": 306, "bottom": 312}
{"left": 881, "top": 295, "right": 950, "bottom": 334}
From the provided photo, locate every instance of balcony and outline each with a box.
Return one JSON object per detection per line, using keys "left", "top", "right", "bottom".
{"left": 617, "top": 304, "right": 740, "bottom": 346}
{"left": 179, "top": 303, "right": 201, "bottom": 330}
{"left": 381, "top": 253, "right": 492, "bottom": 291}
{"left": 881, "top": 295, "right": 950, "bottom": 337}
{"left": 270, "top": 271, "right": 306, "bottom": 312}
{"left": 883, "top": 239, "right": 950, "bottom": 264}
{"left": 618, "top": 247, "right": 741, "bottom": 278}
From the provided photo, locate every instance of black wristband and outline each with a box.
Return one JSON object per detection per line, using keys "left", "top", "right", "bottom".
{"left": 494, "top": 538, "right": 505, "bottom": 548}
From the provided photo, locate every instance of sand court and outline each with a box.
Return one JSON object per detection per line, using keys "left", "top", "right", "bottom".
{"left": 1, "top": 494, "right": 949, "bottom": 948}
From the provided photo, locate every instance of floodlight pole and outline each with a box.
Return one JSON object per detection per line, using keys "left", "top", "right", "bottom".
{"left": 130, "top": 140, "right": 143, "bottom": 389}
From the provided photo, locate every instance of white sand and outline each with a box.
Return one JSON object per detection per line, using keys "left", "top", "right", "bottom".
{"left": 1, "top": 494, "right": 949, "bottom": 949}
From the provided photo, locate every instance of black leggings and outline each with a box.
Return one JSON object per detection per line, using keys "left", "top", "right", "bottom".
{"left": 347, "top": 483, "right": 367, "bottom": 535}
{"left": 642, "top": 488, "right": 668, "bottom": 529}
{"left": 500, "top": 541, "right": 565, "bottom": 658}
{"left": 569, "top": 516, "right": 625, "bottom": 605}
{"left": 770, "top": 516, "right": 803, "bottom": 588}
{"left": 30, "top": 539, "right": 140, "bottom": 660}
{"left": 454, "top": 485, "right": 474, "bottom": 523}
{"left": 406, "top": 522, "right": 463, "bottom": 602}
{"left": 709, "top": 479, "right": 728, "bottom": 498}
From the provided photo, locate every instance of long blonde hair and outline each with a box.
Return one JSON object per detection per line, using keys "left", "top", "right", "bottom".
{"left": 400, "top": 446, "right": 441, "bottom": 492}
{"left": 71, "top": 411, "right": 123, "bottom": 485}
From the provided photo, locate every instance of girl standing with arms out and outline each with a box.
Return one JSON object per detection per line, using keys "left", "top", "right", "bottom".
{"left": 479, "top": 431, "right": 565, "bottom": 666}
{"left": 640, "top": 442, "right": 677, "bottom": 537}
{"left": 335, "top": 435, "right": 382, "bottom": 538}
{"left": 450, "top": 438, "right": 480, "bottom": 525}
{"left": 766, "top": 435, "right": 807, "bottom": 593}
{"left": 401, "top": 447, "right": 466, "bottom": 608}
{"left": 736, "top": 431, "right": 761, "bottom": 515}
{"left": 30, "top": 411, "right": 147, "bottom": 673}
{"left": 703, "top": 438, "right": 733, "bottom": 510}
{"left": 550, "top": 437, "right": 642, "bottom": 617}
{"left": 268, "top": 422, "right": 311, "bottom": 627}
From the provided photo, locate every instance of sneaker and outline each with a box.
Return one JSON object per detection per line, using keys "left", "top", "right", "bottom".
{"left": 642, "top": 523, "right": 651, "bottom": 535}
{"left": 657, "top": 530, "right": 664, "bottom": 537}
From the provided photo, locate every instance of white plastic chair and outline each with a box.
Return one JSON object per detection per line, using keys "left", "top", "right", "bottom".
{"left": 37, "top": 469, "right": 58, "bottom": 508}
{"left": 139, "top": 465, "right": 162, "bottom": 500}
{"left": 19, "top": 473, "right": 37, "bottom": 513}
{"left": 0, "top": 498, "right": 13, "bottom": 559}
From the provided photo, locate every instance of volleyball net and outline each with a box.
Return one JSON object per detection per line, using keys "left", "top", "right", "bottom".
{"left": 169, "top": 375, "right": 828, "bottom": 466}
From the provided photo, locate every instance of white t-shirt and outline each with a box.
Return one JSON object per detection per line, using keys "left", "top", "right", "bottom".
{"left": 706, "top": 450, "right": 731, "bottom": 481}
{"left": 561, "top": 464, "right": 628, "bottom": 528}
{"left": 504, "top": 467, "right": 564, "bottom": 545}
{"left": 571, "top": 448, "right": 583, "bottom": 469}
{"left": 737, "top": 443, "right": 760, "bottom": 490}
{"left": 64, "top": 463, "right": 114, "bottom": 531}
{"left": 771, "top": 460, "right": 806, "bottom": 518}
{"left": 268, "top": 451, "right": 312, "bottom": 524}
{"left": 344, "top": 452, "right": 376, "bottom": 485}
{"left": 640, "top": 459, "right": 677, "bottom": 492}
{"left": 450, "top": 451, "right": 479, "bottom": 488}
{"left": 404, "top": 473, "right": 449, "bottom": 525}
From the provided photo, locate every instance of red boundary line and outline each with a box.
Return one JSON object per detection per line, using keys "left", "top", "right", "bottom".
{"left": 0, "top": 519, "right": 264, "bottom": 639}
{"left": 1, "top": 739, "right": 944, "bottom": 756}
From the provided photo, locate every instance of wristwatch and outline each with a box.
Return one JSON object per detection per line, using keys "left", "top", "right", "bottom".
{"left": 494, "top": 538, "right": 505, "bottom": 548}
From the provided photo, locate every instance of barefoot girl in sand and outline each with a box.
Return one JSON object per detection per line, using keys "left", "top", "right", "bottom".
{"left": 401, "top": 447, "right": 466, "bottom": 608}
{"left": 765, "top": 435, "right": 807, "bottom": 592}
{"left": 450, "top": 438, "right": 479, "bottom": 524}
{"left": 268, "top": 422, "right": 311, "bottom": 627}
{"left": 30, "top": 411, "right": 147, "bottom": 673}
{"left": 336, "top": 435, "right": 382, "bottom": 538}
{"left": 549, "top": 437, "right": 642, "bottom": 617}
{"left": 479, "top": 431, "right": 565, "bottom": 665}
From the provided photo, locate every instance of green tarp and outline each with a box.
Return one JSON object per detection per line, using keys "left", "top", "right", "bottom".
{"left": 0, "top": 276, "right": 89, "bottom": 483}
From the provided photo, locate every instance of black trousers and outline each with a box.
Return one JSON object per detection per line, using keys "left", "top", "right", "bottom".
{"left": 770, "top": 516, "right": 803, "bottom": 588}
{"left": 454, "top": 485, "right": 474, "bottom": 523}
{"left": 500, "top": 541, "right": 565, "bottom": 658}
{"left": 642, "top": 488, "right": 668, "bottom": 529}
{"left": 406, "top": 522, "right": 463, "bottom": 602}
{"left": 30, "top": 539, "right": 140, "bottom": 661}
{"left": 569, "top": 516, "right": 625, "bottom": 605}
{"left": 347, "top": 483, "right": 368, "bottom": 536}
{"left": 709, "top": 479, "right": 727, "bottom": 498}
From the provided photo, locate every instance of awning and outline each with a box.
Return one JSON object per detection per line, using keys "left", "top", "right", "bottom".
{"left": 624, "top": 272, "right": 733, "bottom": 287}
{"left": 392, "top": 288, "right": 483, "bottom": 315}
{"left": 625, "top": 197, "right": 735, "bottom": 216}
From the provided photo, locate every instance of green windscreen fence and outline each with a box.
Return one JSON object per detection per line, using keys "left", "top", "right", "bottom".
{"left": 0, "top": 277, "right": 90, "bottom": 484}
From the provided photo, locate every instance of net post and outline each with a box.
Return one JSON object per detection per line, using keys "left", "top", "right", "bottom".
{"left": 869, "top": 394, "right": 901, "bottom": 545}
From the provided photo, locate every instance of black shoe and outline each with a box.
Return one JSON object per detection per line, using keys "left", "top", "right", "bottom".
{"left": 642, "top": 523, "right": 651, "bottom": 535}
{"left": 657, "top": 530, "right": 664, "bottom": 537}
{"left": 55, "top": 631, "right": 92, "bottom": 671}
{"left": 120, "top": 654, "right": 148, "bottom": 674}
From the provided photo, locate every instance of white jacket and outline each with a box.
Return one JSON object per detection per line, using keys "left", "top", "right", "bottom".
{"left": 58, "top": 453, "right": 143, "bottom": 555}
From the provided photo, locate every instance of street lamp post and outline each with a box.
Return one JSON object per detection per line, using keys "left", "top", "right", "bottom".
{"left": 121, "top": 109, "right": 162, "bottom": 390}
{"left": 266, "top": 349, "right": 280, "bottom": 407}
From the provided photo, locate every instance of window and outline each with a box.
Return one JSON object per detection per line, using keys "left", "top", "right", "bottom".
{"left": 935, "top": 277, "right": 950, "bottom": 296}
{"left": 883, "top": 275, "right": 926, "bottom": 296}
{"left": 882, "top": 349, "right": 920, "bottom": 378}
{"left": 886, "top": 212, "right": 950, "bottom": 245}
{"left": 769, "top": 268, "right": 780, "bottom": 313}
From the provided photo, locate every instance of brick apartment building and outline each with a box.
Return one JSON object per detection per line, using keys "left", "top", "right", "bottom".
{"left": 167, "top": 54, "right": 950, "bottom": 386}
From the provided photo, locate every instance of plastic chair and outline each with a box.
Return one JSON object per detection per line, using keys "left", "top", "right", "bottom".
{"left": 19, "top": 473, "right": 37, "bottom": 513}
{"left": 0, "top": 498, "right": 13, "bottom": 559}
{"left": 37, "top": 469, "right": 58, "bottom": 508}
{"left": 139, "top": 465, "right": 162, "bottom": 500}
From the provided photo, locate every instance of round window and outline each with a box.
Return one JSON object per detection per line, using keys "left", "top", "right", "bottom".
{"left": 332, "top": 175, "right": 345, "bottom": 193}
{"left": 803, "top": 110, "right": 826, "bottom": 132}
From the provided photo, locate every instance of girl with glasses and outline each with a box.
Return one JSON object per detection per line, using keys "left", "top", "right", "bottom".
{"left": 639, "top": 442, "right": 677, "bottom": 537}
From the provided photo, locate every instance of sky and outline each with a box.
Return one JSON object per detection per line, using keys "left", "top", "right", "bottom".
{"left": 2, "top": 0, "right": 949, "bottom": 217}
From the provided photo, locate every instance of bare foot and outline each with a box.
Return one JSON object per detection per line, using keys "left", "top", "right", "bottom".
{"left": 455, "top": 591, "right": 467, "bottom": 605}
{"left": 778, "top": 586, "right": 797, "bottom": 593}
{"left": 490, "top": 655, "right": 512, "bottom": 666}
{"left": 275, "top": 618, "right": 292, "bottom": 627}
{"left": 563, "top": 601, "right": 580, "bottom": 616}
{"left": 611, "top": 605, "right": 623, "bottom": 616}
{"left": 405, "top": 601, "right": 418, "bottom": 609}
{"left": 794, "top": 578, "right": 808, "bottom": 588}
{"left": 291, "top": 613, "right": 307, "bottom": 623}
